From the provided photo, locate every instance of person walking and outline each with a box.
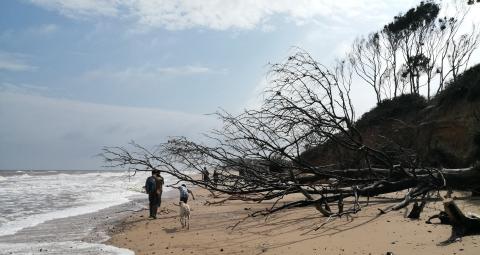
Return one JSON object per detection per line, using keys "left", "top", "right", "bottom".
{"left": 145, "top": 170, "right": 164, "bottom": 219}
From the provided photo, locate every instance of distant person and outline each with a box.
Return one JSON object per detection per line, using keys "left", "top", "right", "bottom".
{"left": 202, "top": 167, "right": 210, "bottom": 184}
{"left": 213, "top": 170, "right": 219, "bottom": 186}
{"left": 145, "top": 170, "right": 164, "bottom": 219}
{"left": 168, "top": 183, "right": 195, "bottom": 203}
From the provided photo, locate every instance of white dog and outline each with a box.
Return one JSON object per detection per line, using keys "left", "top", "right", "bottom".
{"left": 179, "top": 201, "right": 190, "bottom": 229}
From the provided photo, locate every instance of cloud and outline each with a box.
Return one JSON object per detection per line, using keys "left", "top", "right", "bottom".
{"left": 28, "top": 24, "right": 59, "bottom": 35}
{"left": 82, "top": 65, "right": 225, "bottom": 86}
{"left": 0, "top": 91, "right": 218, "bottom": 169}
{"left": 29, "top": 0, "right": 120, "bottom": 18}
{"left": 156, "top": 65, "right": 214, "bottom": 75}
{"left": 241, "top": 77, "right": 269, "bottom": 112}
{"left": 0, "top": 82, "right": 48, "bottom": 94}
{"left": 0, "top": 52, "right": 37, "bottom": 72}
{"left": 28, "top": 0, "right": 416, "bottom": 31}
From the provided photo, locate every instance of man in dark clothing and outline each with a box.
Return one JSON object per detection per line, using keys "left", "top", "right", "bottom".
{"left": 145, "top": 170, "right": 164, "bottom": 219}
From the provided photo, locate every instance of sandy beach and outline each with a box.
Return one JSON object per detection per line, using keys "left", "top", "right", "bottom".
{"left": 107, "top": 188, "right": 480, "bottom": 255}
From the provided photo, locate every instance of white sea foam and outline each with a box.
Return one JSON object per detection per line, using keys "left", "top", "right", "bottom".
{"left": 0, "top": 241, "right": 134, "bottom": 255}
{"left": 0, "top": 196, "right": 130, "bottom": 237}
{"left": 0, "top": 170, "right": 178, "bottom": 255}
{"left": 0, "top": 170, "right": 174, "bottom": 237}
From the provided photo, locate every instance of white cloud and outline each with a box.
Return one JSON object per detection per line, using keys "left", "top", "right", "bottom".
{"left": 28, "top": 24, "right": 59, "bottom": 35}
{"left": 29, "top": 0, "right": 120, "bottom": 18}
{"left": 0, "top": 61, "right": 34, "bottom": 72}
{"left": 241, "top": 77, "right": 269, "bottom": 111}
{"left": 28, "top": 0, "right": 420, "bottom": 31}
{"left": 157, "top": 65, "right": 213, "bottom": 75}
{"left": 0, "top": 82, "right": 48, "bottom": 94}
{"left": 82, "top": 65, "right": 224, "bottom": 86}
{"left": 0, "top": 91, "right": 218, "bottom": 169}
{"left": 0, "top": 52, "right": 37, "bottom": 72}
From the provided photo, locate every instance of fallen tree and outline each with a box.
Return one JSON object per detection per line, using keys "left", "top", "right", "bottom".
{"left": 102, "top": 50, "right": 480, "bottom": 232}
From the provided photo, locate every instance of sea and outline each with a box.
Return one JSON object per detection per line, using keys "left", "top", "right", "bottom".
{"left": 0, "top": 170, "right": 174, "bottom": 255}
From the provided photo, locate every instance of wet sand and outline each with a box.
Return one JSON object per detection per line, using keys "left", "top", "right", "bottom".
{"left": 107, "top": 189, "right": 480, "bottom": 255}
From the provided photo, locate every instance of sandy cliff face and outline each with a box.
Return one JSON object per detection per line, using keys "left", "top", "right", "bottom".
{"left": 301, "top": 64, "right": 480, "bottom": 168}
{"left": 301, "top": 97, "right": 480, "bottom": 169}
{"left": 416, "top": 100, "right": 480, "bottom": 167}
{"left": 359, "top": 99, "right": 480, "bottom": 168}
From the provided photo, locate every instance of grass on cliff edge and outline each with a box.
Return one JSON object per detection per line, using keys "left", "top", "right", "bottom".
{"left": 435, "top": 63, "right": 480, "bottom": 106}
{"left": 355, "top": 64, "right": 480, "bottom": 129}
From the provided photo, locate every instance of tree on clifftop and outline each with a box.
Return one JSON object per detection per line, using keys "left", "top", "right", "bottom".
{"left": 349, "top": 1, "right": 479, "bottom": 100}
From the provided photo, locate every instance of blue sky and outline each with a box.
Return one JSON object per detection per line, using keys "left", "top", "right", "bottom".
{"left": 0, "top": 0, "right": 477, "bottom": 170}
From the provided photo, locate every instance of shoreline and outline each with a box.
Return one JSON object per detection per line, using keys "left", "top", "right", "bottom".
{"left": 107, "top": 189, "right": 480, "bottom": 255}
{"left": 0, "top": 170, "right": 156, "bottom": 254}
{"left": 104, "top": 189, "right": 179, "bottom": 242}
{"left": 0, "top": 169, "right": 194, "bottom": 254}
{"left": 0, "top": 199, "right": 142, "bottom": 254}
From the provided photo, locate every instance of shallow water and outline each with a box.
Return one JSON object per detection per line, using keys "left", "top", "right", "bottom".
{"left": 0, "top": 170, "right": 173, "bottom": 254}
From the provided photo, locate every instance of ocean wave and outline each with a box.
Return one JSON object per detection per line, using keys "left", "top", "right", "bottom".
{"left": 0, "top": 197, "right": 130, "bottom": 237}
{"left": 0, "top": 171, "right": 176, "bottom": 237}
{"left": 0, "top": 241, "right": 134, "bottom": 255}
{"left": 55, "top": 171, "right": 128, "bottom": 179}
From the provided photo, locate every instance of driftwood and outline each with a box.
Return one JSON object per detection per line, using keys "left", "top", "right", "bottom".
{"left": 427, "top": 200, "right": 480, "bottom": 243}
{"left": 426, "top": 211, "right": 451, "bottom": 224}
{"left": 444, "top": 201, "right": 480, "bottom": 241}
{"left": 407, "top": 200, "right": 427, "bottom": 219}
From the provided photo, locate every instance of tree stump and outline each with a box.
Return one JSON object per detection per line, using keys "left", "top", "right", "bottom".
{"left": 426, "top": 200, "right": 480, "bottom": 243}
{"left": 442, "top": 201, "right": 480, "bottom": 242}
{"left": 408, "top": 200, "right": 427, "bottom": 219}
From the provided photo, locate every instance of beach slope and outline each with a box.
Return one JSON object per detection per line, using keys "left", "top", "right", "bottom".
{"left": 108, "top": 189, "right": 480, "bottom": 255}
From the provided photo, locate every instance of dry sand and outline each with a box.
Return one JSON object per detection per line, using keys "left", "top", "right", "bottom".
{"left": 107, "top": 188, "right": 480, "bottom": 255}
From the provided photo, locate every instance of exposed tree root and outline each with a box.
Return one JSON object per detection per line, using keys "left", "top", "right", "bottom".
{"left": 426, "top": 201, "right": 480, "bottom": 244}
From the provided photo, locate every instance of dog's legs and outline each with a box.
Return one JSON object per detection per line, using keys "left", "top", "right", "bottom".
{"left": 187, "top": 215, "right": 190, "bottom": 230}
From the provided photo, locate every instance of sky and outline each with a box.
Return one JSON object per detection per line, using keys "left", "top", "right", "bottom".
{"left": 0, "top": 0, "right": 477, "bottom": 170}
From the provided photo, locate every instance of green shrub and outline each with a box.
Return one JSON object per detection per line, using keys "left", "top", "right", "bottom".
{"left": 355, "top": 94, "right": 427, "bottom": 129}
{"left": 436, "top": 64, "right": 480, "bottom": 105}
